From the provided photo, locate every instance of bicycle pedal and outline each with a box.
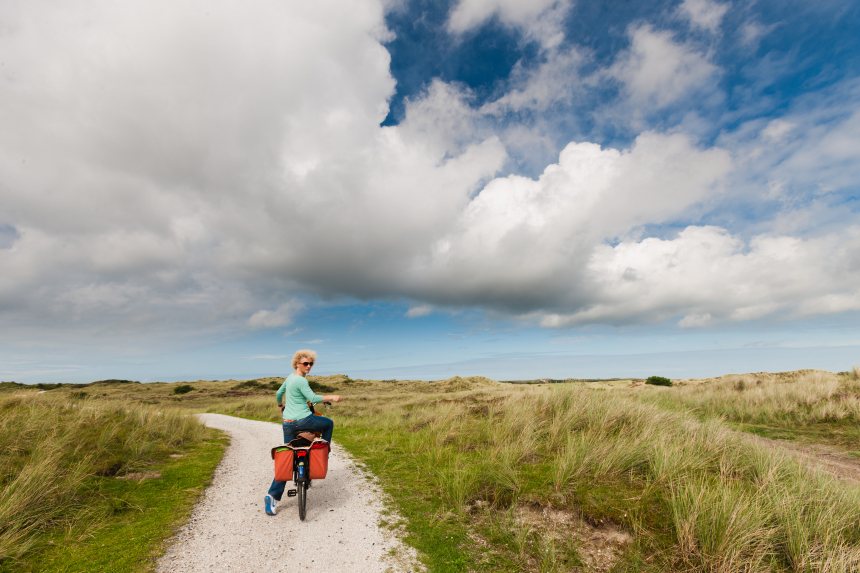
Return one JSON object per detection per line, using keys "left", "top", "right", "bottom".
{"left": 286, "top": 489, "right": 297, "bottom": 497}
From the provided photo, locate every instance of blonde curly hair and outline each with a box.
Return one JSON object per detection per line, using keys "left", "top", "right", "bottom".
{"left": 291, "top": 349, "right": 317, "bottom": 370}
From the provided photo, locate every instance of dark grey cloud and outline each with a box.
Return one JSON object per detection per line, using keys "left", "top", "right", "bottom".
{"left": 0, "top": 224, "right": 18, "bottom": 249}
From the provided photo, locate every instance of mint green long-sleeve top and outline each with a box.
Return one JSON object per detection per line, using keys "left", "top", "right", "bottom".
{"left": 276, "top": 373, "right": 324, "bottom": 421}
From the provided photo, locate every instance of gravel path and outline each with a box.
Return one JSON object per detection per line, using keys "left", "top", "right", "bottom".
{"left": 156, "top": 414, "right": 420, "bottom": 573}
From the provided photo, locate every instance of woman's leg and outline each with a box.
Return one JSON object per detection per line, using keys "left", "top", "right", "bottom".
{"left": 282, "top": 421, "right": 299, "bottom": 444}
{"left": 268, "top": 478, "right": 286, "bottom": 500}
{"left": 295, "top": 414, "right": 334, "bottom": 442}
{"left": 267, "top": 422, "right": 299, "bottom": 503}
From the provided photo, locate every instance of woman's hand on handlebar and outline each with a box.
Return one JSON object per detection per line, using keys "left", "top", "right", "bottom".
{"left": 322, "top": 394, "right": 341, "bottom": 403}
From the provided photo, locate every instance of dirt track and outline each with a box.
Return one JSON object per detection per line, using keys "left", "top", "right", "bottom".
{"left": 747, "top": 434, "right": 860, "bottom": 483}
{"left": 156, "top": 414, "right": 420, "bottom": 573}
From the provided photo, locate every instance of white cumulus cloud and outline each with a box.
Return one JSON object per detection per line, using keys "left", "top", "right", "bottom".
{"left": 609, "top": 24, "right": 720, "bottom": 111}
{"left": 406, "top": 305, "right": 433, "bottom": 318}
{"left": 562, "top": 225, "right": 860, "bottom": 327}
{"left": 447, "top": 0, "right": 571, "bottom": 48}
{"left": 400, "top": 132, "right": 732, "bottom": 311}
{"left": 678, "top": 0, "right": 729, "bottom": 33}
{"left": 248, "top": 301, "right": 304, "bottom": 329}
{"left": 481, "top": 46, "right": 586, "bottom": 115}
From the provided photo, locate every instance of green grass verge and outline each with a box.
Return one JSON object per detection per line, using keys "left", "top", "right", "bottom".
{"left": 336, "top": 413, "right": 652, "bottom": 572}
{"left": 9, "top": 429, "right": 227, "bottom": 573}
{"left": 337, "top": 423, "right": 478, "bottom": 572}
{"left": 333, "top": 382, "right": 860, "bottom": 572}
{"left": 732, "top": 421, "right": 860, "bottom": 451}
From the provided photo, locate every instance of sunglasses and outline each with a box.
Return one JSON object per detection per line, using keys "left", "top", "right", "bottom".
{"left": 300, "top": 361, "right": 314, "bottom": 367}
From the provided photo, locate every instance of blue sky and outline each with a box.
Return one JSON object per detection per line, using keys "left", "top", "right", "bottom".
{"left": 1, "top": 0, "right": 859, "bottom": 383}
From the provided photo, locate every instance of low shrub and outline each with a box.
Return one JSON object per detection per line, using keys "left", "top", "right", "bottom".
{"left": 308, "top": 380, "right": 336, "bottom": 393}
{"left": 646, "top": 375, "right": 673, "bottom": 387}
{"left": 173, "top": 384, "right": 194, "bottom": 395}
{"left": 34, "top": 383, "right": 66, "bottom": 391}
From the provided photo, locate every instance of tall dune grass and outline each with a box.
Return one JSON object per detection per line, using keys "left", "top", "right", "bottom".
{"left": 0, "top": 392, "right": 204, "bottom": 564}
{"left": 323, "top": 381, "right": 860, "bottom": 571}
{"left": 642, "top": 370, "right": 860, "bottom": 434}
{"left": 193, "top": 374, "right": 860, "bottom": 571}
{"left": 555, "top": 387, "right": 859, "bottom": 571}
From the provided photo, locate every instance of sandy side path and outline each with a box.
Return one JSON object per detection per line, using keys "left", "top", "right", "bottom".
{"left": 746, "top": 434, "right": 860, "bottom": 483}
{"left": 156, "top": 413, "right": 420, "bottom": 573}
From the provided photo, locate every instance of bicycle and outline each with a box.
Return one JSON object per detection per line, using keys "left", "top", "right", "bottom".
{"left": 275, "top": 401, "right": 332, "bottom": 521}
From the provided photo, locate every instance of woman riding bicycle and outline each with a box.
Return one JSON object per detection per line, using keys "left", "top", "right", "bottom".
{"left": 265, "top": 349, "right": 340, "bottom": 516}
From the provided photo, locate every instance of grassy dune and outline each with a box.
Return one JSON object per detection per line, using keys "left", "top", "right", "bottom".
{"left": 189, "top": 372, "right": 860, "bottom": 572}
{"left": 330, "top": 380, "right": 860, "bottom": 572}
{"left": 643, "top": 369, "right": 860, "bottom": 449}
{"left": 0, "top": 389, "right": 223, "bottom": 571}
{"left": 3, "top": 370, "right": 859, "bottom": 572}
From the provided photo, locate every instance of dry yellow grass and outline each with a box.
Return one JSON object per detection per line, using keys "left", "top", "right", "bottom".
{"left": 0, "top": 392, "right": 205, "bottom": 564}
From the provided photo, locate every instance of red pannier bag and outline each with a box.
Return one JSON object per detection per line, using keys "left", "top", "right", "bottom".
{"left": 271, "top": 446, "right": 293, "bottom": 482}
{"left": 308, "top": 439, "right": 330, "bottom": 479}
{"left": 272, "top": 438, "right": 330, "bottom": 481}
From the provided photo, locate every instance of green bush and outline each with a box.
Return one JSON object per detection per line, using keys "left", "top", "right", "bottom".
{"left": 35, "top": 383, "right": 66, "bottom": 391}
{"left": 308, "top": 380, "right": 336, "bottom": 393}
{"left": 173, "top": 384, "right": 194, "bottom": 395}
{"left": 646, "top": 375, "right": 673, "bottom": 387}
{"left": 87, "top": 379, "right": 139, "bottom": 386}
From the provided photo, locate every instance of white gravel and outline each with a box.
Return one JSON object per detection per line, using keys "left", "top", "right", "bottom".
{"left": 156, "top": 413, "right": 421, "bottom": 573}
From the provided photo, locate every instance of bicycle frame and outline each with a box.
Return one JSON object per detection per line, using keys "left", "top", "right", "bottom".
{"left": 284, "top": 439, "right": 316, "bottom": 520}
{"left": 293, "top": 447, "right": 309, "bottom": 482}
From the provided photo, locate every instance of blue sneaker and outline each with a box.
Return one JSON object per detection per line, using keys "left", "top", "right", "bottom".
{"left": 264, "top": 494, "right": 277, "bottom": 515}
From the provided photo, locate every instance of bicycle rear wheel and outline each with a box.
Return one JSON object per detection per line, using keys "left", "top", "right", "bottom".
{"left": 297, "top": 480, "right": 308, "bottom": 521}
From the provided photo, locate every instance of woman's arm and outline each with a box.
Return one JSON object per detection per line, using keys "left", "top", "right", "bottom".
{"left": 297, "top": 377, "right": 326, "bottom": 404}
{"left": 275, "top": 381, "right": 287, "bottom": 409}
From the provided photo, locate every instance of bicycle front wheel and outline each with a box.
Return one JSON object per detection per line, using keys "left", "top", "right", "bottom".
{"left": 297, "top": 481, "right": 308, "bottom": 521}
